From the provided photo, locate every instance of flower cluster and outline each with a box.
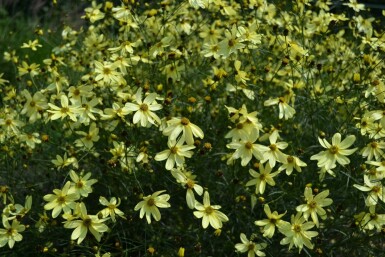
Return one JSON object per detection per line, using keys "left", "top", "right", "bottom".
{"left": 1, "top": 0, "right": 385, "bottom": 256}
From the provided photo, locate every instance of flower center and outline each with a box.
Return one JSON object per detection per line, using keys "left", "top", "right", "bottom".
{"left": 329, "top": 146, "right": 339, "bottom": 154}
{"left": 269, "top": 144, "right": 277, "bottom": 151}
{"left": 83, "top": 217, "right": 92, "bottom": 227}
{"left": 61, "top": 107, "right": 69, "bottom": 114}
{"left": 236, "top": 123, "right": 243, "bottom": 129}
{"left": 371, "top": 141, "right": 378, "bottom": 149}
{"left": 181, "top": 117, "right": 190, "bottom": 126}
{"left": 140, "top": 103, "right": 149, "bottom": 111}
{"left": 245, "top": 142, "right": 253, "bottom": 149}
{"left": 205, "top": 206, "right": 214, "bottom": 214}
{"left": 247, "top": 243, "right": 255, "bottom": 251}
{"left": 30, "top": 101, "right": 36, "bottom": 107}
{"left": 170, "top": 146, "right": 178, "bottom": 154}
{"left": 287, "top": 156, "right": 294, "bottom": 163}
{"left": 186, "top": 179, "right": 195, "bottom": 189}
{"left": 293, "top": 224, "right": 302, "bottom": 233}
{"left": 57, "top": 195, "right": 66, "bottom": 204}
{"left": 309, "top": 200, "right": 317, "bottom": 209}
{"left": 147, "top": 198, "right": 155, "bottom": 206}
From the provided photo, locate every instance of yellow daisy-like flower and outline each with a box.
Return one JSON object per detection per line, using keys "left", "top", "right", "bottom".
{"left": 0, "top": 216, "right": 25, "bottom": 249}
{"left": 124, "top": 88, "right": 162, "bottom": 127}
{"left": 134, "top": 190, "right": 171, "bottom": 224}
{"left": 278, "top": 212, "right": 318, "bottom": 253}
{"left": 64, "top": 202, "right": 109, "bottom": 244}
{"left": 43, "top": 181, "right": 80, "bottom": 218}
{"left": 296, "top": 187, "right": 333, "bottom": 227}
{"left": 193, "top": 191, "right": 229, "bottom": 229}
{"left": 310, "top": 133, "right": 357, "bottom": 170}
{"left": 235, "top": 233, "right": 267, "bottom": 257}
{"left": 99, "top": 196, "right": 125, "bottom": 222}
{"left": 246, "top": 163, "right": 280, "bottom": 195}
{"left": 162, "top": 117, "right": 204, "bottom": 145}
{"left": 154, "top": 140, "right": 195, "bottom": 170}
{"left": 255, "top": 204, "right": 287, "bottom": 238}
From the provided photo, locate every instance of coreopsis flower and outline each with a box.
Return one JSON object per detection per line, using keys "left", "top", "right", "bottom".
{"left": 354, "top": 206, "right": 385, "bottom": 232}
{"left": 296, "top": 187, "right": 333, "bottom": 227}
{"left": 2, "top": 195, "right": 32, "bottom": 220}
{"left": 154, "top": 140, "right": 195, "bottom": 170}
{"left": 278, "top": 155, "right": 307, "bottom": 175}
{"left": 48, "top": 95, "right": 83, "bottom": 122}
{"left": 134, "top": 190, "right": 171, "bottom": 224}
{"left": 255, "top": 204, "right": 287, "bottom": 238}
{"left": 261, "top": 134, "right": 288, "bottom": 168}
{"left": 235, "top": 233, "right": 267, "bottom": 257}
{"left": 17, "top": 61, "right": 40, "bottom": 77}
{"left": 124, "top": 88, "right": 162, "bottom": 127}
{"left": 52, "top": 152, "right": 78, "bottom": 170}
{"left": 218, "top": 25, "right": 245, "bottom": 58}
{"left": 64, "top": 202, "right": 109, "bottom": 244}
{"left": 43, "top": 181, "right": 80, "bottom": 218}
{"left": 98, "top": 196, "right": 125, "bottom": 222}
{"left": 20, "top": 89, "right": 48, "bottom": 123}
{"left": 366, "top": 160, "right": 385, "bottom": 180}
{"left": 278, "top": 212, "right": 318, "bottom": 252}
{"left": 360, "top": 141, "right": 385, "bottom": 161}
{"left": 0, "top": 216, "right": 25, "bottom": 249}
{"left": 343, "top": 0, "right": 365, "bottom": 12}
{"left": 354, "top": 175, "right": 385, "bottom": 206}
{"left": 82, "top": 1, "right": 105, "bottom": 23}
{"left": 0, "top": 114, "right": 24, "bottom": 136}
{"left": 264, "top": 96, "right": 296, "bottom": 120}
{"left": 75, "top": 122, "right": 100, "bottom": 149}
{"left": 193, "top": 191, "right": 229, "bottom": 229}
{"left": 171, "top": 167, "right": 203, "bottom": 209}
{"left": 310, "top": 133, "right": 357, "bottom": 170}
{"left": 246, "top": 163, "right": 280, "bottom": 195}
{"left": 69, "top": 170, "right": 97, "bottom": 198}
{"left": 94, "top": 61, "right": 123, "bottom": 85}
{"left": 21, "top": 39, "right": 42, "bottom": 51}
{"left": 226, "top": 129, "right": 268, "bottom": 166}
{"left": 162, "top": 117, "right": 204, "bottom": 145}
{"left": 189, "top": 0, "right": 209, "bottom": 9}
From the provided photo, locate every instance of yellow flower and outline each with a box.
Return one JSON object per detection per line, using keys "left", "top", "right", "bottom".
{"left": 75, "top": 122, "right": 100, "bottom": 149}
{"left": 255, "top": 204, "right": 286, "bottom": 238}
{"left": 124, "top": 88, "right": 162, "bottom": 127}
{"left": 278, "top": 212, "right": 318, "bottom": 253}
{"left": 264, "top": 96, "right": 296, "bottom": 120}
{"left": 69, "top": 170, "right": 98, "bottom": 198}
{"left": 134, "top": 190, "right": 171, "bottom": 224}
{"left": 227, "top": 129, "right": 268, "bottom": 166}
{"left": 20, "top": 39, "right": 42, "bottom": 51}
{"left": 354, "top": 175, "right": 385, "bottom": 206}
{"left": 296, "top": 187, "right": 333, "bottom": 227}
{"left": 20, "top": 89, "right": 48, "bottom": 123}
{"left": 47, "top": 95, "right": 83, "bottom": 122}
{"left": 64, "top": 202, "right": 109, "bottom": 244}
{"left": 162, "top": 117, "right": 204, "bottom": 145}
{"left": 99, "top": 196, "right": 125, "bottom": 222}
{"left": 171, "top": 167, "right": 203, "bottom": 209}
{"left": 193, "top": 191, "right": 229, "bottom": 229}
{"left": 17, "top": 61, "right": 40, "bottom": 77}
{"left": 154, "top": 140, "right": 195, "bottom": 170}
{"left": 278, "top": 155, "right": 307, "bottom": 175}
{"left": 235, "top": 233, "right": 267, "bottom": 257}
{"left": 310, "top": 133, "right": 357, "bottom": 170}
{"left": 246, "top": 163, "right": 280, "bottom": 195}
{"left": 43, "top": 181, "right": 80, "bottom": 218}
{"left": 0, "top": 216, "right": 25, "bottom": 249}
